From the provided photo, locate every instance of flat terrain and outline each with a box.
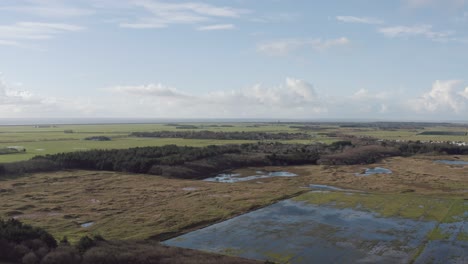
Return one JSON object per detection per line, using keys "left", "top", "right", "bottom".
{"left": 0, "top": 123, "right": 331, "bottom": 162}
{"left": 1, "top": 122, "right": 467, "bottom": 163}
{"left": 0, "top": 155, "right": 466, "bottom": 243}
{"left": 0, "top": 170, "right": 305, "bottom": 241}
{"left": 1, "top": 122, "right": 467, "bottom": 263}
{"left": 346, "top": 126, "right": 468, "bottom": 142}
{"left": 166, "top": 193, "right": 467, "bottom": 263}
{"left": 291, "top": 155, "right": 468, "bottom": 195}
{"left": 163, "top": 156, "right": 468, "bottom": 263}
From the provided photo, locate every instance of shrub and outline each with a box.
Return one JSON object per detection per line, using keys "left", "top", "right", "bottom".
{"left": 41, "top": 246, "right": 81, "bottom": 264}
{"left": 22, "top": 252, "right": 39, "bottom": 264}
{"left": 76, "top": 236, "right": 95, "bottom": 253}
{"left": 0, "top": 218, "right": 57, "bottom": 248}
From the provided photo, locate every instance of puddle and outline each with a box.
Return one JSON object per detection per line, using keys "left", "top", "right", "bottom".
{"left": 355, "top": 167, "right": 392, "bottom": 177}
{"left": 182, "top": 187, "right": 199, "bottom": 191}
{"left": 204, "top": 171, "right": 297, "bottom": 183}
{"left": 164, "top": 199, "right": 441, "bottom": 263}
{"left": 309, "top": 184, "right": 343, "bottom": 191}
{"left": 435, "top": 160, "right": 468, "bottom": 166}
{"left": 35, "top": 149, "right": 45, "bottom": 151}
{"left": 81, "top": 222, "right": 94, "bottom": 228}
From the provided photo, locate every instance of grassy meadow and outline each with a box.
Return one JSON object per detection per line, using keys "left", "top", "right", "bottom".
{"left": 345, "top": 125, "right": 468, "bottom": 142}
{"left": 0, "top": 123, "right": 334, "bottom": 163}
{"left": 1, "top": 122, "right": 467, "bottom": 163}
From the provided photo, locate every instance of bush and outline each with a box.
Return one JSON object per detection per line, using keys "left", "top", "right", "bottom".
{"left": 0, "top": 218, "right": 57, "bottom": 248}
{"left": 0, "top": 218, "right": 57, "bottom": 263}
{"left": 76, "top": 236, "right": 95, "bottom": 253}
{"left": 318, "top": 145, "right": 398, "bottom": 165}
{"left": 22, "top": 252, "right": 39, "bottom": 264}
{"left": 41, "top": 246, "right": 81, "bottom": 264}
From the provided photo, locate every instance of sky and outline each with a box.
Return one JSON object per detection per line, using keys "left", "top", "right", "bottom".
{"left": 0, "top": 0, "right": 468, "bottom": 121}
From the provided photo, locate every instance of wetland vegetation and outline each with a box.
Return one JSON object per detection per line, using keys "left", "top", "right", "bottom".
{"left": 0, "top": 121, "right": 467, "bottom": 263}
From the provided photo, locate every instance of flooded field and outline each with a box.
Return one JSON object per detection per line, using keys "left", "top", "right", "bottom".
{"left": 435, "top": 160, "right": 468, "bottom": 166}
{"left": 355, "top": 167, "right": 393, "bottom": 176}
{"left": 204, "top": 171, "right": 297, "bottom": 183}
{"left": 164, "top": 192, "right": 468, "bottom": 264}
{"left": 80, "top": 222, "right": 94, "bottom": 228}
{"left": 309, "top": 184, "right": 344, "bottom": 191}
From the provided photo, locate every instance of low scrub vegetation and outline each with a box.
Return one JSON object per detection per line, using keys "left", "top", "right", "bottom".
{"left": 83, "top": 136, "right": 111, "bottom": 141}
{"left": 1, "top": 140, "right": 467, "bottom": 179}
{"left": 318, "top": 145, "right": 398, "bottom": 165}
{"left": 418, "top": 131, "right": 467, "bottom": 136}
{"left": 0, "top": 148, "right": 24, "bottom": 155}
{"left": 131, "top": 130, "right": 311, "bottom": 140}
{"left": 0, "top": 219, "right": 259, "bottom": 264}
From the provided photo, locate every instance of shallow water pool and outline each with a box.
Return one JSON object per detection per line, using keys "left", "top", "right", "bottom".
{"left": 435, "top": 160, "right": 468, "bottom": 165}
{"left": 164, "top": 199, "right": 450, "bottom": 263}
{"left": 355, "top": 167, "right": 392, "bottom": 176}
{"left": 203, "top": 171, "right": 297, "bottom": 183}
{"left": 81, "top": 222, "right": 94, "bottom": 228}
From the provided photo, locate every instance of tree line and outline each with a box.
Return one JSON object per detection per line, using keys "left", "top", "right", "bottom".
{"left": 130, "top": 130, "right": 312, "bottom": 140}
{"left": 1, "top": 140, "right": 467, "bottom": 180}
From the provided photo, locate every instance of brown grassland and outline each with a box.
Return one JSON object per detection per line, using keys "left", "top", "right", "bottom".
{"left": 0, "top": 155, "right": 467, "bottom": 243}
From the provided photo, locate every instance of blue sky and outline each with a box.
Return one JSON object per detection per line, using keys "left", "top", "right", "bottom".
{"left": 0, "top": 0, "right": 467, "bottom": 120}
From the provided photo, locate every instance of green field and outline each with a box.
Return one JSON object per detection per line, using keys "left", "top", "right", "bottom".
{"left": 0, "top": 123, "right": 335, "bottom": 163}
{"left": 1, "top": 122, "right": 467, "bottom": 163}
{"left": 346, "top": 126, "right": 468, "bottom": 142}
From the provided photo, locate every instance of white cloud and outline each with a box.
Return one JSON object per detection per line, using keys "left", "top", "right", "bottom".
{"left": 378, "top": 25, "right": 453, "bottom": 41}
{"left": 106, "top": 78, "right": 326, "bottom": 118}
{"left": 0, "top": 39, "right": 21, "bottom": 47}
{"left": 250, "top": 13, "right": 300, "bottom": 23}
{"left": 336, "top": 16, "right": 383, "bottom": 24}
{"left": 0, "top": 74, "right": 110, "bottom": 117}
{"left": 197, "top": 24, "right": 236, "bottom": 31}
{"left": 333, "top": 88, "right": 400, "bottom": 115}
{"left": 0, "top": 22, "right": 84, "bottom": 46}
{"left": 120, "top": 0, "right": 249, "bottom": 29}
{"left": 409, "top": 80, "right": 468, "bottom": 113}
{"left": 403, "top": 0, "right": 466, "bottom": 8}
{"left": 3, "top": 73, "right": 468, "bottom": 119}
{"left": 110, "top": 83, "right": 190, "bottom": 98}
{"left": 461, "top": 87, "right": 468, "bottom": 99}
{"left": 203, "top": 78, "right": 319, "bottom": 106}
{"left": 0, "top": 3, "right": 95, "bottom": 18}
{"left": 0, "top": 75, "right": 45, "bottom": 106}
{"left": 257, "top": 37, "right": 350, "bottom": 56}
{"left": 351, "top": 89, "right": 391, "bottom": 100}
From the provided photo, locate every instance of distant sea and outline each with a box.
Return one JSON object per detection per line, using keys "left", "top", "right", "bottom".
{"left": 0, "top": 118, "right": 466, "bottom": 126}
{"left": 0, "top": 118, "right": 281, "bottom": 126}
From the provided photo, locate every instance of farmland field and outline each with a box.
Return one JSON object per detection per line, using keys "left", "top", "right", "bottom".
{"left": 0, "top": 123, "right": 335, "bottom": 162}
{"left": 1, "top": 122, "right": 467, "bottom": 163}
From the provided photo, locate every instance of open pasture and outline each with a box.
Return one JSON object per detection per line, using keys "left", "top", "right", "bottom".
{"left": 2, "top": 122, "right": 467, "bottom": 163}
{"left": 0, "top": 123, "right": 334, "bottom": 163}
{"left": 346, "top": 125, "right": 468, "bottom": 142}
